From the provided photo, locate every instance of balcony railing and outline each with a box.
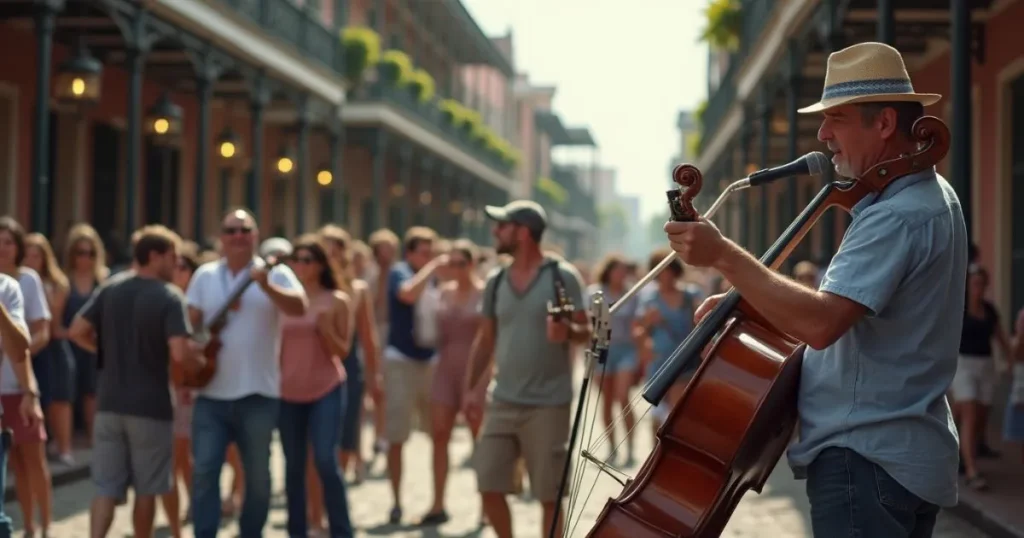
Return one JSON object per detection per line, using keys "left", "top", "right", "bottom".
{"left": 700, "top": 0, "right": 779, "bottom": 152}
{"left": 551, "top": 165, "right": 598, "bottom": 226}
{"left": 216, "top": 0, "right": 344, "bottom": 75}
{"left": 354, "top": 82, "right": 516, "bottom": 175}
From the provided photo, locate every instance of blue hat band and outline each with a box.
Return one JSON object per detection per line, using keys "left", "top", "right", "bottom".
{"left": 821, "top": 77, "right": 914, "bottom": 101}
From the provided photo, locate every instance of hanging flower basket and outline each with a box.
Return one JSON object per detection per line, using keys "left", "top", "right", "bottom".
{"left": 700, "top": 0, "right": 742, "bottom": 51}
{"left": 407, "top": 69, "right": 436, "bottom": 103}
{"left": 340, "top": 27, "right": 381, "bottom": 84}
{"left": 378, "top": 49, "right": 413, "bottom": 86}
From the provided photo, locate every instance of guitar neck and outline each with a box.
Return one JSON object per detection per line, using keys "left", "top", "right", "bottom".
{"left": 204, "top": 258, "right": 281, "bottom": 331}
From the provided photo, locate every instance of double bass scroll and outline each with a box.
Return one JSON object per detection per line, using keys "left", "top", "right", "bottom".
{"left": 584, "top": 116, "right": 950, "bottom": 538}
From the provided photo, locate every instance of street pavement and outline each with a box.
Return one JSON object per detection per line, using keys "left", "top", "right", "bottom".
{"left": 5, "top": 409, "right": 995, "bottom": 537}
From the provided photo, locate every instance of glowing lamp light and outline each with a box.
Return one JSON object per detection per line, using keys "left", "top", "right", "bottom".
{"left": 216, "top": 128, "right": 242, "bottom": 160}
{"left": 277, "top": 157, "right": 294, "bottom": 174}
{"left": 145, "top": 92, "right": 183, "bottom": 144}
{"left": 419, "top": 192, "right": 432, "bottom": 205}
{"left": 390, "top": 184, "right": 406, "bottom": 196}
{"left": 449, "top": 200, "right": 463, "bottom": 214}
{"left": 317, "top": 170, "right": 333, "bottom": 186}
{"left": 55, "top": 44, "right": 102, "bottom": 106}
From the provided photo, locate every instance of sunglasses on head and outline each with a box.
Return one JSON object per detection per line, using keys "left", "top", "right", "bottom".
{"left": 222, "top": 225, "right": 253, "bottom": 235}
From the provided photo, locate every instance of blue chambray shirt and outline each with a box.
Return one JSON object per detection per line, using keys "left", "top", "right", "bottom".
{"left": 786, "top": 167, "right": 966, "bottom": 508}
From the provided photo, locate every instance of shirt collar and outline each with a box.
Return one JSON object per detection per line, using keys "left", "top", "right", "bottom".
{"left": 850, "top": 166, "right": 936, "bottom": 216}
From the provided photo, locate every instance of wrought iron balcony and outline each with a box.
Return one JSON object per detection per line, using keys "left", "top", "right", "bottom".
{"left": 700, "top": 0, "right": 778, "bottom": 151}
{"left": 353, "top": 81, "right": 516, "bottom": 176}
{"left": 215, "top": 0, "right": 343, "bottom": 75}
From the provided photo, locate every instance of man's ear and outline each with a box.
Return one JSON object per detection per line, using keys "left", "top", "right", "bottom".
{"left": 877, "top": 106, "right": 899, "bottom": 140}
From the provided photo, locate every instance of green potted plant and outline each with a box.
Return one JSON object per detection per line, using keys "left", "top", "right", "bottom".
{"left": 378, "top": 49, "right": 413, "bottom": 86}
{"left": 438, "top": 99, "right": 465, "bottom": 128}
{"left": 340, "top": 27, "right": 381, "bottom": 85}
{"left": 700, "top": 0, "right": 742, "bottom": 51}
{"left": 407, "top": 68, "right": 436, "bottom": 104}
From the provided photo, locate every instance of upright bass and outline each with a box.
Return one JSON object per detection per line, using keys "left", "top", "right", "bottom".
{"left": 579, "top": 116, "right": 950, "bottom": 537}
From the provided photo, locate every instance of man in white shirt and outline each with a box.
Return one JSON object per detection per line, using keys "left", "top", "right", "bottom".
{"left": 185, "top": 209, "right": 307, "bottom": 538}
{"left": 0, "top": 273, "right": 42, "bottom": 536}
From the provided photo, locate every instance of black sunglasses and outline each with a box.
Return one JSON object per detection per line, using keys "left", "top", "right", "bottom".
{"left": 222, "top": 226, "right": 253, "bottom": 235}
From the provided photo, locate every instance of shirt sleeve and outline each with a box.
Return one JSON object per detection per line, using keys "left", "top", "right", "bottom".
{"left": 818, "top": 206, "right": 914, "bottom": 315}
{"left": 1, "top": 279, "right": 26, "bottom": 335}
{"left": 480, "top": 267, "right": 502, "bottom": 319}
{"left": 185, "top": 267, "right": 205, "bottom": 308}
{"left": 21, "top": 271, "right": 51, "bottom": 322}
{"left": 269, "top": 263, "right": 302, "bottom": 291}
{"left": 163, "top": 289, "right": 193, "bottom": 338}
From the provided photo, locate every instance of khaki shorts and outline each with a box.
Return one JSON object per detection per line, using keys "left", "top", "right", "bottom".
{"left": 474, "top": 400, "right": 571, "bottom": 502}
{"left": 383, "top": 359, "right": 434, "bottom": 444}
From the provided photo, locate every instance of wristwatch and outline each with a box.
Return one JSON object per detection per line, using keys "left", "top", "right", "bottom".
{"left": 24, "top": 389, "right": 39, "bottom": 399}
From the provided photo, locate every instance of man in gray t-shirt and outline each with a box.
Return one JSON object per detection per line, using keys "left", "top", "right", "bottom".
{"left": 463, "top": 200, "right": 588, "bottom": 538}
{"left": 70, "top": 225, "right": 201, "bottom": 538}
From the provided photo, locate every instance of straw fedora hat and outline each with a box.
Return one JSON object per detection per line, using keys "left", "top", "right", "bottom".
{"left": 798, "top": 42, "right": 941, "bottom": 114}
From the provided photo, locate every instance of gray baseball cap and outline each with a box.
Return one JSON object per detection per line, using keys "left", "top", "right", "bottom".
{"left": 484, "top": 200, "right": 548, "bottom": 235}
{"left": 259, "top": 237, "right": 293, "bottom": 258}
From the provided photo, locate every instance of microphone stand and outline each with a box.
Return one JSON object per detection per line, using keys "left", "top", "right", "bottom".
{"left": 549, "top": 292, "right": 611, "bottom": 538}
{"left": 608, "top": 177, "right": 750, "bottom": 316}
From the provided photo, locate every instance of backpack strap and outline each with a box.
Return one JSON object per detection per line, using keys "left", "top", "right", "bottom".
{"left": 487, "top": 266, "right": 507, "bottom": 319}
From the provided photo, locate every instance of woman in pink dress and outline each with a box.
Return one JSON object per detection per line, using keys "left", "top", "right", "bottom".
{"left": 419, "top": 239, "right": 485, "bottom": 526}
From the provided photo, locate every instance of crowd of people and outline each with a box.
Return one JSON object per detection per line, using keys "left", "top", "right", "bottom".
{"left": 0, "top": 193, "right": 1018, "bottom": 538}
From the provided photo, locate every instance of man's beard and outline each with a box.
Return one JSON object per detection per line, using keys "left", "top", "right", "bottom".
{"left": 496, "top": 238, "right": 517, "bottom": 255}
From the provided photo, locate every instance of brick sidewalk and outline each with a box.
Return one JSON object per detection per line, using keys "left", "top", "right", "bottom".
{"left": 4, "top": 416, "right": 997, "bottom": 537}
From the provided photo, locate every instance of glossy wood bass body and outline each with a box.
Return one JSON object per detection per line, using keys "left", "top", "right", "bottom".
{"left": 585, "top": 116, "right": 951, "bottom": 537}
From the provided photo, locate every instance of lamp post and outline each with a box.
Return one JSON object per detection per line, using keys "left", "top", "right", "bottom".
{"left": 272, "top": 146, "right": 294, "bottom": 236}
{"left": 144, "top": 92, "right": 183, "bottom": 225}
{"left": 217, "top": 128, "right": 242, "bottom": 213}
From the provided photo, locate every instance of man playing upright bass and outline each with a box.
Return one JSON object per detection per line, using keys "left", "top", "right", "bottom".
{"left": 665, "top": 43, "right": 965, "bottom": 538}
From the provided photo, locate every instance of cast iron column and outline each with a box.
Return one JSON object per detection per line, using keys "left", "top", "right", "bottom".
{"left": 193, "top": 74, "right": 214, "bottom": 240}
{"left": 125, "top": 36, "right": 146, "bottom": 239}
{"left": 295, "top": 96, "right": 309, "bottom": 235}
{"left": 786, "top": 40, "right": 802, "bottom": 265}
{"left": 31, "top": 1, "right": 60, "bottom": 234}
{"left": 878, "top": 0, "right": 894, "bottom": 44}
{"left": 758, "top": 85, "right": 771, "bottom": 256}
{"left": 371, "top": 130, "right": 387, "bottom": 231}
{"left": 951, "top": 0, "right": 972, "bottom": 237}
{"left": 330, "top": 110, "right": 344, "bottom": 224}
{"left": 397, "top": 144, "right": 412, "bottom": 232}
{"left": 248, "top": 75, "right": 268, "bottom": 218}
{"left": 738, "top": 114, "right": 751, "bottom": 251}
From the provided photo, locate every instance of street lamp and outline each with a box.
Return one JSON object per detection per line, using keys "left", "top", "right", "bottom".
{"left": 316, "top": 164, "right": 333, "bottom": 187}
{"left": 276, "top": 147, "right": 295, "bottom": 175}
{"left": 216, "top": 128, "right": 242, "bottom": 213}
{"left": 145, "top": 92, "right": 183, "bottom": 144}
{"left": 217, "top": 128, "right": 242, "bottom": 160}
{"left": 54, "top": 42, "right": 102, "bottom": 107}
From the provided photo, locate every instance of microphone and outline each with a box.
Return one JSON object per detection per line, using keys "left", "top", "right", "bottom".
{"left": 745, "top": 151, "right": 830, "bottom": 187}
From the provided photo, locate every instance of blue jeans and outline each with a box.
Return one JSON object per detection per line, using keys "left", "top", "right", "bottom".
{"left": 279, "top": 384, "right": 353, "bottom": 538}
{"left": 191, "top": 394, "right": 279, "bottom": 538}
{"left": 0, "top": 430, "right": 12, "bottom": 537}
{"left": 807, "top": 447, "right": 939, "bottom": 538}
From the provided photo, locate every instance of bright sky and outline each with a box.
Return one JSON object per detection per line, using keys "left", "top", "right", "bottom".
{"left": 462, "top": 0, "right": 708, "bottom": 219}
